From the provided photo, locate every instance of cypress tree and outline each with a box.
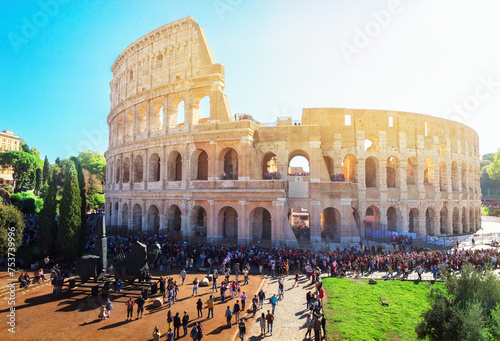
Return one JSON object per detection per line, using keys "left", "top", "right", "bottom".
{"left": 42, "top": 156, "right": 50, "bottom": 184}
{"left": 34, "top": 167, "right": 42, "bottom": 195}
{"left": 57, "top": 161, "right": 82, "bottom": 261}
{"left": 37, "top": 169, "right": 58, "bottom": 255}
{"left": 72, "top": 157, "right": 87, "bottom": 256}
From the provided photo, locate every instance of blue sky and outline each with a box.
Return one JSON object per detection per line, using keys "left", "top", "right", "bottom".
{"left": 1, "top": 0, "right": 499, "bottom": 163}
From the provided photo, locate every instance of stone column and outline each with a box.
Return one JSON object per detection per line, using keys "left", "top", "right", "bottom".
{"left": 208, "top": 141, "right": 217, "bottom": 181}
{"left": 310, "top": 201, "right": 321, "bottom": 243}
{"left": 207, "top": 200, "right": 218, "bottom": 241}
{"left": 447, "top": 207, "right": 454, "bottom": 235}
{"left": 159, "top": 200, "right": 165, "bottom": 233}
{"left": 417, "top": 162, "right": 426, "bottom": 199}
{"left": 142, "top": 200, "right": 147, "bottom": 233}
{"left": 400, "top": 206, "right": 408, "bottom": 233}
{"left": 238, "top": 200, "right": 250, "bottom": 244}
{"left": 399, "top": 163, "right": 407, "bottom": 199}
{"left": 128, "top": 199, "right": 133, "bottom": 230}
{"left": 309, "top": 141, "right": 322, "bottom": 182}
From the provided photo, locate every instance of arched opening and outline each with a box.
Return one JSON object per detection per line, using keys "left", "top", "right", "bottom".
{"left": 468, "top": 164, "right": 473, "bottom": 191}
{"left": 125, "top": 112, "right": 133, "bottom": 137}
{"left": 462, "top": 207, "right": 469, "bottom": 233}
{"left": 134, "top": 155, "right": 144, "bottom": 182}
{"left": 289, "top": 207, "right": 310, "bottom": 242}
{"left": 196, "top": 95, "right": 210, "bottom": 124}
{"left": 407, "top": 157, "right": 418, "bottom": 185}
{"left": 219, "top": 207, "right": 238, "bottom": 239}
{"left": 109, "top": 161, "right": 113, "bottom": 185}
{"left": 177, "top": 101, "right": 185, "bottom": 126}
{"left": 167, "top": 205, "right": 182, "bottom": 238}
{"left": 342, "top": 155, "right": 357, "bottom": 183}
{"left": 453, "top": 207, "right": 460, "bottom": 234}
{"left": 424, "top": 158, "right": 434, "bottom": 185}
{"left": 148, "top": 153, "right": 161, "bottom": 182}
{"left": 470, "top": 207, "right": 475, "bottom": 232}
{"left": 461, "top": 163, "right": 467, "bottom": 191}
{"left": 365, "top": 156, "right": 378, "bottom": 187}
{"left": 121, "top": 203, "right": 129, "bottom": 228}
{"left": 113, "top": 203, "right": 119, "bottom": 226}
{"left": 451, "top": 161, "right": 459, "bottom": 191}
{"left": 192, "top": 150, "right": 208, "bottom": 180}
{"left": 167, "top": 151, "right": 182, "bottom": 181}
{"left": 387, "top": 207, "right": 399, "bottom": 232}
{"left": 321, "top": 207, "right": 341, "bottom": 242}
{"left": 425, "top": 208, "right": 435, "bottom": 236}
{"left": 151, "top": 103, "right": 164, "bottom": 131}
{"left": 147, "top": 205, "right": 160, "bottom": 234}
{"left": 409, "top": 208, "right": 419, "bottom": 233}
{"left": 115, "top": 159, "right": 121, "bottom": 184}
{"left": 117, "top": 117, "right": 124, "bottom": 143}
{"left": 262, "top": 152, "right": 278, "bottom": 179}
{"left": 221, "top": 148, "right": 238, "bottom": 179}
{"left": 288, "top": 153, "right": 309, "bottom": 176}
{"left": 365, "top": 206, "right": 380, "bottom": 238}
{"left": 136, "top": 107, "right": 147, "bottom": 133}
{"left": 123, "top": 157, "right": 130, "bottom": 183}
{"left": 364, "top": 138, "right": 377, "bottom": 152}
{"left": 133, "top": 204, "right": 142, "bottom": 231}
{"left": 440, "top": 207, "right": 448, "bottom": 235}
{"left": 386, "top": 156, "right": 398, "bottom": 188}
{"left": 439, "top": 161, "right": 447, "bottom": 192}
{"left": 324, "top": 156, "right": 334, "bottom": 181}
{"left": 192, "top": 206, "right": 207, "bottom": 238}
{"left": 250, "top": 207, "right": 272, "bottom": 242}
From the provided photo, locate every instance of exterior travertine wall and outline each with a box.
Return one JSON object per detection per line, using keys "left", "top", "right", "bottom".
{"left": 105, "top": 17, "right": 481, "bottom": 247}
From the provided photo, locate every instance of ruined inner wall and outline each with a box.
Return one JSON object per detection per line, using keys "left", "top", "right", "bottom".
{"left": 105, "top": 17, "right": 481, "bottom": 247}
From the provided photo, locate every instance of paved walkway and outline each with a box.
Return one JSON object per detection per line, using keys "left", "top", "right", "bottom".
{"left": 243, "top": 274, "right": 315, "bottom": 341}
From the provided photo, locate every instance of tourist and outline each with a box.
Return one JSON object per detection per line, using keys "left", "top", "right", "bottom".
{"left": 193, "top": 276, "right": 199, "bottom": 296}
{"left": 240, "top": 291, "right": 247, "bottom": 311}
{"left": 278, "top": 277, "right": 284, "bottom": 300}
{"left": 225, "top": 305, "right": 233, "bottom": 327}
{"left": 233, "top": 299, "right": 241, "bottom": 323}
{"left": 105, "top": 297, "right": 113, "bottom": 318}
{"left": 321, "top": 313, "right": 326, "bottom": 339}
{"left": 173, "top": 312, "right": 181, "bottom": 338}
{"left": 212, "top": 269, "right": 218, "bottom": 292}
{"left": 258, "top": 289, "right": 265, "bottom": 309}
{"left": 197, "top": 298, "right": 203, "bottom": 318}
{"left": 179, "top": 268, "right": 187, "bottom": 285}
{"left": 125, "top": 297, "right": 134, "bottom": 320}
{"left": 259, "top": 312, "right": 266, "bottom": 335}
{"left": 196, "top": 322, "right": 204, "bottom": 340}
{"left": 98, "top": 304, "right": 107, "bottom": 320}
{"left": 252, "top": 295, "right": 258, "bottom": 316}
{"left": 166, "top": 328, "right": 174, "bottom": 341}
{"left": 305, "top": 313, "right": 312, "bottom": 338}
{"left": 238, "top": 318, "right": 246, "bottom": 340}
{"left": 293, "top": 271, "right": 300, "bottom": 287}
{"left": 115, "top": 278, "right": 123, "bottom": 293}
{"left": 136, "top": 294, "right": 145, "bottom": 319}
{"left": 152, "top": 326, "right": 161, "bottom": 341}
{"left": 182, "top": 311, "right": 190, "bottom": 335}
{"left": 207, "top": 295, "right": 214, "bottom": 318}
{"left": 265, "top": 310, "right": 274, "bottom": 335}
{"left": 167, "top": 310, "right": 173, "bottom": 330}
{"left": 270, "top": 294, "right": 278, "bottom": 314}
{"left": 313, "top": 314, "right": 322, "bottom": 341}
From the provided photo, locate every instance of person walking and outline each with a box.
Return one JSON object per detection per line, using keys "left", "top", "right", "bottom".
{"left": 166, "top": 328, "right": 174, "bottom": 341}
{"left": 238, "top": 318, "right": 246, "bottom": 341}
{"left": 152, "top": 326, "right": 161, "bottom": 341}
{"left": 167, "top": 310, "right": 173, "bottom": 330}
{"left": 225, "top": 305, "right": 233, "bottom": 327}
{"left": 193, "top": 277, "right": 199, "bottom": 296}
{"left": 179, "top": 268, "right": 187, "bottom": 285}
{"left": 105, "top": 297, "right": 113, "bottom": 319}
{"left": 196, "top": 298, "right": 203, "bottom": 318}
{"left": 240, "top": 291, "right": 247, "bottom": 311}
{"left": 135, "top": 294, "right": 145, "bottom": 319}
{"left": 252, "top": 295, "right": 258, "bottom": 316}
{"left": 321, "top": 313, "right": 326, "bottom": 339}
{"left": 265, "top": 310, "right": 274, "bottom": 335}
{"left": 233, "top": 300, "right": 241, "bottom": 324}
{"left": 173, "top": 312, "right": 181, "bottom": 338}
{"left": 182, "top": 311, "right": 190, "bottom": 336}
{"left": 270, "top": 294, "right": 278, "bottom": 314}
{"left": 207, "top": 295, "right": 215, "bottom": 318}
{"left": 305, "top": 313, "right": 312, "bottom": 338}
{"left": 259, "top": 312, "right": 266, "bottom": 335}
{"left": 212, "top": 270, "right": 218, "bottom": 292}
{"left": 293, "top": 271, "right": 300, "bottom": 287}
{"left": 313, "top": 315, "right": 322, "bottom": 341}
{"left": 258, "top": 289, "right": 265, "bottom": 309}
{"left": 125, "top": 297, "right": 134, "bottom": 320}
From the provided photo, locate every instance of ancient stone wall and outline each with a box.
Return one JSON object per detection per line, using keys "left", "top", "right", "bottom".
{"left": 105, "top": 17, "right": 481, "bottom": 247}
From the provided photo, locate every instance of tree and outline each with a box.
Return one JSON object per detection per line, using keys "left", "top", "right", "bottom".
{"left": 416, "top": 264, "right": 500, "bottom": 340}
{"left": 0, "top": 151, "right": 41, "bottom": 192}
{"left": 71, "top": 156, "right": 87, "bottom": 256}
{"left": 0, "top": 188, "right": 10, "bottom": 203}
{"left": 38, "top": 169, "right": 58, "bottom": 256}
{"left": 487, "top": 149, "right": 500, "bottom": 181}
{"left": 0, "top": 202, "right": 25, "bottom": 256}
{"left": 56, "top": 161, "right": 82, "bottom": 261}
{"left": 42, "top": 156, "right": 50, "bottom": 185}
{"left": 77, "top": 151, "right": 106, "bottom": 183}
{"left": 34, "top": 167, "right": 42, "bottom": 195}
{"left": 19, "top": 140, "right": 40, "bottom": 158}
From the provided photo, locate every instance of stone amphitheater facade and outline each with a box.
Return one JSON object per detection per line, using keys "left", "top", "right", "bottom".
{"left": 105, "top": 16, "right": 481, "bottom": 248}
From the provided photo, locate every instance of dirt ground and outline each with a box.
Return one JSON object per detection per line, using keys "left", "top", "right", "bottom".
{"left": 1, "top": 271, "right": 265, "bottom": 341}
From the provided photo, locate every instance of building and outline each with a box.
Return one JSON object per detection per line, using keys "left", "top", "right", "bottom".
{"left": 0, "top": 130, "right": 20, "bottom": 186}
{"left": 104, "top": 17, "right": 481, "bottom": 248}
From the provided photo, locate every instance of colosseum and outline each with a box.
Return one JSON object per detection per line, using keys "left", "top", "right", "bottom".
{"left": 104, "top": 16, "right": 482, "bottom": 248}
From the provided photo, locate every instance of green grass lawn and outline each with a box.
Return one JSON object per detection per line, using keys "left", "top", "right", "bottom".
{"left": 323, "top": 278, "right": 444, "bottom": 341}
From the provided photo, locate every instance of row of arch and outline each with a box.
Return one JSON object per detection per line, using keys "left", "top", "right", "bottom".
{"left": 110, "top": 202, "right": 272, "bottom": 241}
{"left": 110, "top": 95, "right": 210, "bottom": 146}
{"left": 108, "top": 146, "right": 480, "bottom": 192}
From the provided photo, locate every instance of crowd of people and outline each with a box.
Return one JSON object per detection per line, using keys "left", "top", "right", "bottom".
{"left": 329, "top": 173, "right": 346, "bottom": 182}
